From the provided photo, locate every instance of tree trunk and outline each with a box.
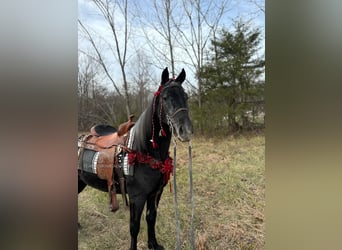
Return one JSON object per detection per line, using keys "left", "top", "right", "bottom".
{"left": 165, "top": 0, "right": 175, "bottom": 77}
{"left": 120, "top": 64, "right": 131, "bottom": 118}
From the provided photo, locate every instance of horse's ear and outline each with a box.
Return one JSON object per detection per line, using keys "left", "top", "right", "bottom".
{"left": 175, "top": 68, "right": 186, "bottom": 84}
{"left": 161, "top": 67, "right": 169, "bottom": 86}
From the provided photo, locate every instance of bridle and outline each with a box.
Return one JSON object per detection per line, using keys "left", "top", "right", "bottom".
{"left": 151, "top": 81, "right": 188, "bottom": 149}
{"left": 168, "top": 107, "right": 188, "bottom": 119}
{"left": 166, "top": 107, "right": 187, "bottom": 136}
{"left": 162, "top": 83, "right": 189, "bottom": 132}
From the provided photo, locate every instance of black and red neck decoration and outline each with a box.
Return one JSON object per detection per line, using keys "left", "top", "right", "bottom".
{"left": 151, "top": 79, "right": 174, "bottom": 149}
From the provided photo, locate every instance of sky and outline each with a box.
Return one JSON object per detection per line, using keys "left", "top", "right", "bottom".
{"left": 78, "top": 0, "right": 265, "bottom": 92}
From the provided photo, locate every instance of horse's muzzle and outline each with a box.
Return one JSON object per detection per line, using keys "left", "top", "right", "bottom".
{"left": 175, "top": 118, "right": 193, "bottom": 142}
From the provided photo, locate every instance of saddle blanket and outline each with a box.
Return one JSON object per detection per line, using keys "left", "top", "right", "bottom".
{"left": 122, "top": 126, "right": 135, "bottom": 176}
{"left": 78, "top": 148, "right": 99, "bottom": 174}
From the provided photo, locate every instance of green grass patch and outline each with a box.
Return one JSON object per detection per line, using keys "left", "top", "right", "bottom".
{"left": 78, "top": 135, "right": 265, "bottom": 249}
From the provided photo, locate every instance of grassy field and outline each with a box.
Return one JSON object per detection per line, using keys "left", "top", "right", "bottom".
{"left": 78, "top": 134, "right": 265, "bottom": 249}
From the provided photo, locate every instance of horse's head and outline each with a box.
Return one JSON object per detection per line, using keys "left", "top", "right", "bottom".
{"left": 159, "top": 67, "right": 193, "bottom": 142}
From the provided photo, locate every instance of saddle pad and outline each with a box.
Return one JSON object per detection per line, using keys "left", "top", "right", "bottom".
{"left": 122, "top": 126, "right": 135, "bottom": 176}
{"left": 78, "top": 149, "right": 99, "bottom": 174}
{"left": 123, "top": 153, "right": 134, "bottom": 176}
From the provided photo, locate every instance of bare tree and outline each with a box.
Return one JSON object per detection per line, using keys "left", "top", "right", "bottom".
{"left": 129, "top": 50, "right": 155, "bottom": 114}
{"left": 78, "top": 53, "right": 119, "bottom": 130}
{"left": 173, "top": 0, "right": 231, "bottom": 108}
{"left": 78, "top": 21, "right": 123, "bottom": 97}
{"left": 134, "top": 0, "right": 182, "bottom": 77}
{"left": 78, "top": 54, "right": 102, "bottom": 130}
{"left": 164, "top": 0, "right": 175, "bottom": 77}
{"left": 248, "top": 0, "right": 265, "bottom": 14}
{"left": 79, "top": 0, "right": 132, "bottom": 118}
{"left": 134, "top": 0, "right": 230, "bottom": 106}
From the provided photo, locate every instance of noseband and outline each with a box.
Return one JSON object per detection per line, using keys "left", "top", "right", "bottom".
{"left": 168, "top": 107, "right": 188, "bottom": 119}
{"left": 166, "top": 108, "right": 188, "bottom": 135}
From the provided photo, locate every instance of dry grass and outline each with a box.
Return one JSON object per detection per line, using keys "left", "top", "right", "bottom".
{"left": 78, "top": 134, "right": 265, "bottom": 249}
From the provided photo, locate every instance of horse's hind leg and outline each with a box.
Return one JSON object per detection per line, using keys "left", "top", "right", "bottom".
{"left": 146, "top": 191, "right": 164, "bottom": 250}
{"left": 78, "top": 176, "right": 87, "bottom": 193}
{"left": 129, "top": 197, "right": 146, "bottom": 250}
{"left": 78, "top": 176, "right": 87, "bottom": 229}
{"left": 108, "top": 181, "right": 119, "bottom": 212}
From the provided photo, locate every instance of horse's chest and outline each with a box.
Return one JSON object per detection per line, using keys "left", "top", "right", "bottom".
{"left": 126, "top": 165, "right": 164, "bottom": 195}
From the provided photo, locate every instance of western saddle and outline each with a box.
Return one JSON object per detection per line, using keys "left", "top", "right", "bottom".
{"left": 78, "top": 115, "right": 135, "bottom": 212}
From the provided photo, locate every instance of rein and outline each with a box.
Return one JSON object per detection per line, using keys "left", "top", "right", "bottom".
{"left": 188, "top": 140, "right": 194, "bottom": 249}
{"left": 172, "top": 134, "right": 195, "bottom": 250}
{"left": 168, "top": 107, "right": 188, "bottom": 119}
{"left": 151, "top": 85, "right": 166, "bottom": 149}
{"left": 172, "top": 137, "right": 181, "bottom": 250}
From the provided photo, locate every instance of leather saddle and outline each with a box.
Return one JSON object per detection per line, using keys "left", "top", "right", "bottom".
{"left": 87, "top": 114, "right": 135, "bottom": 150}
{"left": 91, "top": 124, "right": 117, "bottom": 136}
{"left": 78, "top": 115, "right": 135, "bottom": 212}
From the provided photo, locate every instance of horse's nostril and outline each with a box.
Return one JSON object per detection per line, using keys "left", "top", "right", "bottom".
{"left": 179, "top": 126, "right": 183, "bottom": 135}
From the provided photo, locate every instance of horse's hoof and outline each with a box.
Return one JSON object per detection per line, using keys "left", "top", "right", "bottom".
{"left": 149, "top": 246, "right": 164, "bottom": 250}
{"left": 110, "top": 204, "right": 119, "bottom": 212}
{"left": 148, "top": 242, "right": 164, "bottom": 250}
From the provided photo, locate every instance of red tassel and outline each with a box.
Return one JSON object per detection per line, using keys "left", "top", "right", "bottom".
{"left": 154, "top": 85, "right": 163, "bottom": 96}
{"left": 152, "top": 140, "right": 158, "bottom": 149}
{"left": 161, "top": 129, "right": 166, "bottom": 137}
{"left": 127, "top": 152, "right": 137, "bottom": 165}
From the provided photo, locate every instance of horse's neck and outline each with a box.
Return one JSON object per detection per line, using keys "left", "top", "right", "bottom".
{"left": 133, "top": 104, "right": 171, "bottom": 160}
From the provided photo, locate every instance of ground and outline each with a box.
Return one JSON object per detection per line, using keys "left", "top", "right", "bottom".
{"left": 78, "top": 134, "right": 265, "bottom": 249}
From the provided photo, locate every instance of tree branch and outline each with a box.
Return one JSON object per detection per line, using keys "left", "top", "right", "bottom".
{"left": 78, "top": 19, "right": 123, "bottom": 96}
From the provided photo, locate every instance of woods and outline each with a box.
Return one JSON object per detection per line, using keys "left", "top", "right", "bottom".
{"left": 78, "top": 0, "right": 265, "bottom": 135}
{"left": 195, "top": 21, "right": 265, "bottom": 134}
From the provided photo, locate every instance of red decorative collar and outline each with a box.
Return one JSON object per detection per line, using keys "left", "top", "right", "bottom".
{"left": 127, "top": 151, "right": 173, "bottom": 184}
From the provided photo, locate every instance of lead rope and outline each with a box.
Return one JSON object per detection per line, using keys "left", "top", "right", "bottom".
{"left": 189, "top": 140, "right": 195, "bottom": 250}
{"left": 172, "top": 136, "right": 181, "bottom": 250}
{"left": 169, "top": 118, "right": 194, "bottom": 249}
{"left": 172, "top": 136, "right": 195, "bottom": 250}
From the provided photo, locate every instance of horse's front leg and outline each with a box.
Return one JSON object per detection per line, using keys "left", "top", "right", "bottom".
{"left": 146, "top": 190, "right": 164, "bottom": 250}
{"left": 129, "top": 197, "right": 146, "bottom": 250}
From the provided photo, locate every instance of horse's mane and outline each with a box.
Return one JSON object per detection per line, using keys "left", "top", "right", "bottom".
{"left": 131, "top": 107, "right": 151, "bottom": 153}
{"left": 131, "top": 84, "right": 174, "bottom": 160}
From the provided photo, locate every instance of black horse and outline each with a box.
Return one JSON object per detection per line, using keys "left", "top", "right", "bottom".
{"left": 79, "top": 67, "right": 193, "bottom": 250}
